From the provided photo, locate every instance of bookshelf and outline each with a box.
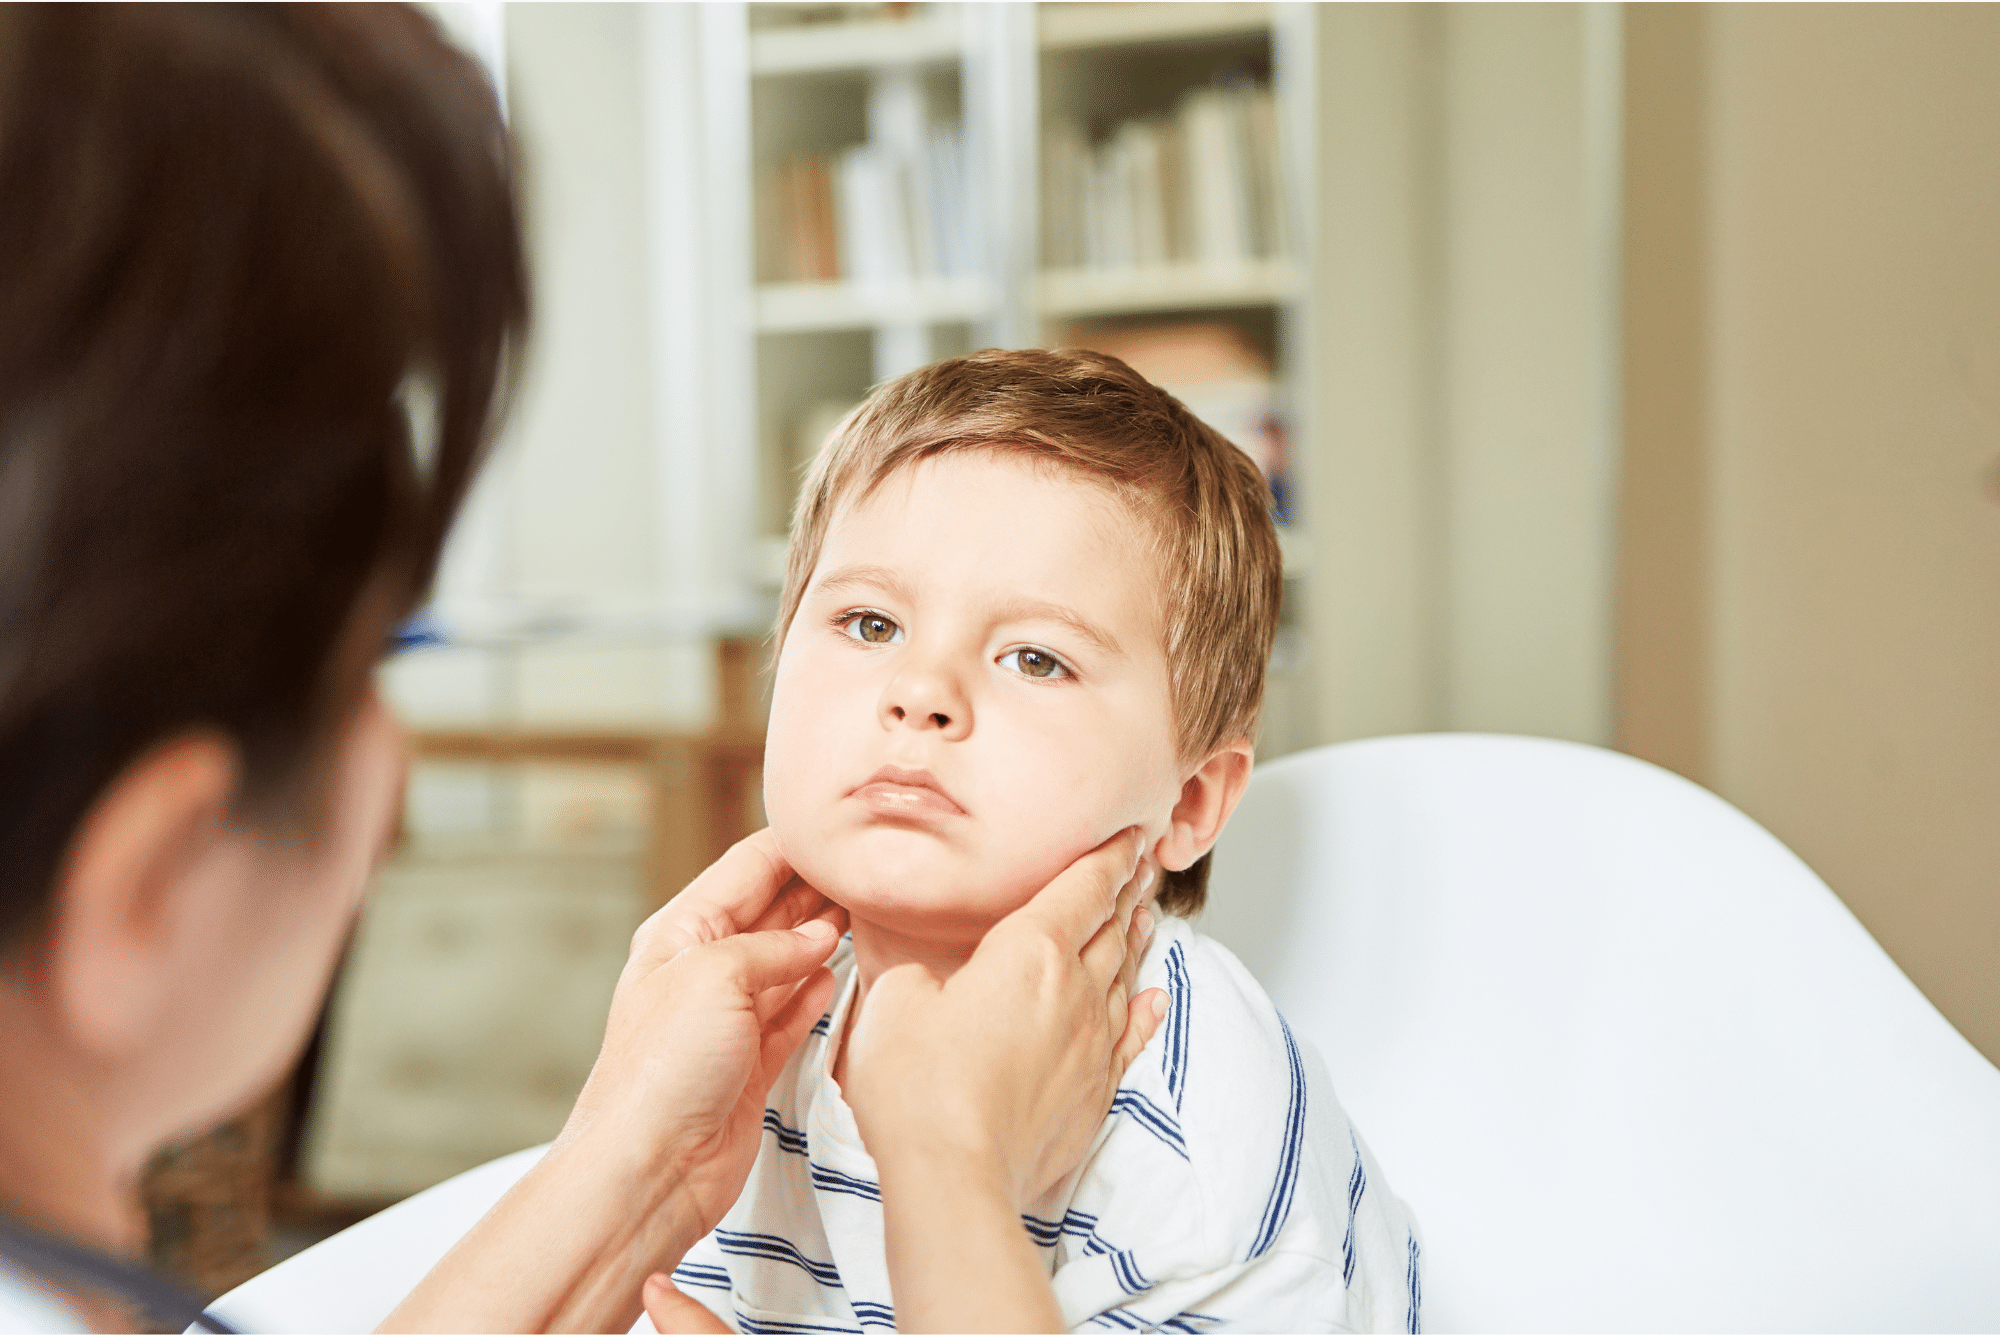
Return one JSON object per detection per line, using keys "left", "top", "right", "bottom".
{"left": 1038, "top": 2, "right": 1275, "bottom": 51}
{"left": 1036, "top": 258, "right": 1298, "bottom": 319}
{"left": 748, "top": 8, "right": 965, "bottom": 75}
{"left": 653, "top": 1, "right": 1319, "bottom": 754}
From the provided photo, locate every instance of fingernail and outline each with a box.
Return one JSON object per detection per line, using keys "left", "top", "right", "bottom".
{"left": 1135, "top": 905, "right": 1154, "bottom": 938}
{"left": 1140, "top": 863, "right": 1158, "bottom": 894}
{"left": 1149, "top": 991, "right": 1167, "bottom": 1021}
{"left": 794, "top": 917, "right": 837, "bottom": 939}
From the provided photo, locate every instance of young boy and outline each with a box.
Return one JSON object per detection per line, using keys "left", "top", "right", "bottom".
{"left": 669, "top": 349, "right": 1422, "bottom": 1333}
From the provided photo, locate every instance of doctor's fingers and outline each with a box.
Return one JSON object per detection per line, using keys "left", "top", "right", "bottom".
{"left": 1010, "top": 826, "right": 1143, "bottom": 955}
{"left": 644, "top": 1274, "right": 732, "bottom": 1334}
{"left": 1079, "top": 856, "right": 1157, "bottom": 996}
{"left": 636, "top": 828, "right": 799, "bottom": 961}
{"left": 670, "top": 916, "right": 843, "bottom": 1005}
{"left": 757, "top": 965, "right": 840, "bottom": 1073}
{"left": 1109, "top": 989, "right": 1169, "bottom": 1095}
{"left": 746, "top": 879, "right": 847, "bottom": 937}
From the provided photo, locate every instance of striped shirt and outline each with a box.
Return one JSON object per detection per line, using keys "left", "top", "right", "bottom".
{"left": 665, "top": 916, "right": 1423, "bottom": 1334}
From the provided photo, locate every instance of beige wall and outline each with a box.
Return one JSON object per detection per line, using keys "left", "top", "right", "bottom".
{"left": 1307, "top": 4, "right": 1620, "bottom": 747}
{"left": 1621, "top": 3, "right": 2000, "bottom": 1063}
{"left": 1307, "top": 5, "right": 1441, "bottom": 742}
{"left": 1617, "top": 5, "right": 1710, "bottom": 782}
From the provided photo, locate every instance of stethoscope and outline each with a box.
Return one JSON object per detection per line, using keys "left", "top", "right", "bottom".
{"left": 0, "top": 1206, "right": 238, "bottom": 1332}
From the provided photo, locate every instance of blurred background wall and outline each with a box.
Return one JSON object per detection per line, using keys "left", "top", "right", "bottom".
{"left": 1619, "top": 2, "right": 2000, "bottom": 1081}
{"left": 144, "top": 0, "right": 2000, "bottom": 1293}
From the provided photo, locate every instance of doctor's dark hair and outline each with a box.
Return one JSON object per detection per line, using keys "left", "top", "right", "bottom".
{"left": 776, "top": 348, "right": 1285, "bottom": 917}
{"left": 0, "top": 4, "right": 527, "bottom": 952}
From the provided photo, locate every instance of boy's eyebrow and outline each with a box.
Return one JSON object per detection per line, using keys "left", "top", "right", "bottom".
{"left": 989, "top": 597, "right": 1124, "bottom": 658}
{"left": 815, "top": 566, "right": 1124, "bottom": 658}
{"left": 813, "top": 563, "right": 918, "bottom": 604}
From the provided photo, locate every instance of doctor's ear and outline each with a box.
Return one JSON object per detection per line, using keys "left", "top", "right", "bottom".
{"left": 42, "top": 734, "right": 240, "bottom": 1056}
{"left": 1153, "top": 738, "right": 1255, "bottom": 875}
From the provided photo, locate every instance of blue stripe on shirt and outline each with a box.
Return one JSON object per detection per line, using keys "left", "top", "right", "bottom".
{"left": 1162, "top": 940, "right": 1192, "bottom": 1111}
{"left": 810, "top": 1163, "right": 882, "bottom": 1202}
{"left": 1022, "top": 1210, "right": 1150, "bottom": 1295}
{"left": 1021, "top": 1208, "right": 1106, "bottom": 1249}
{"left": 1108, "top": 1248, "right": 1152, "bottom": 1295}
{"left": 1246, "top": 1013, "right": 1308, "bottom": 1260}
{"left": 671, "top": 1262, "right": 730, "bottom": 1291}
{"left": 763, "top": 1108, "right": 810, "bottom": 1157}
{"left": 1020, "top": 1214, "right": 1063, "bottom": 1246}
{"left": 715, "top": 1229, "right": 843, "bottom": 1287}
{"left": 735, "top": 1315, "right": 858, "bottom": 1335}
{"left": 1110, "top": 1089, "right": 1188, "bottom": 1160}
{"left": 1406, "top": 1232, "right": 1423, "bottom": 1333}
{"left": 1343, "top": 1126, "right": 1367, "bottom": 1287}
{"left": 850, "top": 1299, "right": 895, "bottom": 1330}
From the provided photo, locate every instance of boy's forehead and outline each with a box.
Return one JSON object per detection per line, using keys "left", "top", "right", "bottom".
{"left": 816, "top": 451, "right": 1169, "bottom": 622}
{"left": 832, "top": 450, "right": 1156, "bottom": 561}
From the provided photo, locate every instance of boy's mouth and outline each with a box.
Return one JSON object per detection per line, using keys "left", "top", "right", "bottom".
{"left": 849, "top": 765, "right": 968, "bottom": 821}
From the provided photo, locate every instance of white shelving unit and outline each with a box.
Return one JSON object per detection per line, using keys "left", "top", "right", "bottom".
{"left": 755, "top": 275, "right": 994, "bottom": 333}
{"left": 1035, "top": 258, "right": 1298, "bottom": 319}
{"left": 748, "top": 8, "right": 965, "bottom": 75}
{"left": 1037, "top": 1, "right": 1274, "bottom": 51}
{"left": 650, "top": 1, "right": 1320, "bottom": 753}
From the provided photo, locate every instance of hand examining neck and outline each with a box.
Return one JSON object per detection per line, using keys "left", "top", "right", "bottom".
{"left": 833, "top": 831, "right": 1167, "bottom": 1333}
{"left": 832, "top": 915, "right": 985, "bottom": 1092}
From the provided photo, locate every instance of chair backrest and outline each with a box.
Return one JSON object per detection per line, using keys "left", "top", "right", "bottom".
{"left": 1202, "top": 733, "right": 2000, "bottom": 1333}
{"left": 201, "top": 1145, "right": 544, "bottom": 1334}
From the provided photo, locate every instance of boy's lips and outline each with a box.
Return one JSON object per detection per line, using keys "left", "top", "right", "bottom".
{"left": 849, "top": 765, "right": 967, "bottom": 820}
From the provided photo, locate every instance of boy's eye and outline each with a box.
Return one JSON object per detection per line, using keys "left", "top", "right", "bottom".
{"left": 842, "top": 612, "right": 904, "bottom": 645}
{"left": 1000, "top": 647, "right": 1069, "bottom": 680}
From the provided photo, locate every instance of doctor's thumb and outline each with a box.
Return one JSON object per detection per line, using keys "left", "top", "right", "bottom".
{"left": 642, "top": 1272, "right": 732, "bottom": 1334}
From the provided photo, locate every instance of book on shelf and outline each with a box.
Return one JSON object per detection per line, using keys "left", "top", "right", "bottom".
{"left": 766, "top": 122, "right": 974, "bottom": 288}
{"left": 1042, "top": 78, "right": 1287, "bottom": 276}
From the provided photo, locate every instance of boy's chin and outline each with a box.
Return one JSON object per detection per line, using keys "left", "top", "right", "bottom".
{"left": 787, "top": 828, "right": 1044, "bottom": 934}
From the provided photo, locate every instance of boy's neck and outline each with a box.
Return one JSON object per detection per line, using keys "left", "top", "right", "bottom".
{"left": 831, "top": 916, "right": 987, "bottom": 1094}
{"left": 848, "top": 916, "right": 983, "bottom": 992}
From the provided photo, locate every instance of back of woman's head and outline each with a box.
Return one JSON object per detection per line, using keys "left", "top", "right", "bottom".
{"left": 0, "top": 4, "right": 527, "bottom": 951}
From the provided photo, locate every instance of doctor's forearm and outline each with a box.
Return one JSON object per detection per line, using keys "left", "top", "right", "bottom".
{"left": 381, "top": 1127, "right": 705, "bottom": 1334}
{"left": 876, "top": 1147, "right": 1066, "bottom": 1334}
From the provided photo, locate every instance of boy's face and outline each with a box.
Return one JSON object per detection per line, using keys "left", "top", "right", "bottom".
{"left": 765, "top": 452, "right": 1187, "bottom": 954}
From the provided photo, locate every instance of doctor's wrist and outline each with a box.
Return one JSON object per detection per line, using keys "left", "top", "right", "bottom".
{"left": 545, "top": 1109, "right": 711, "bottom": 1256}
{"left": 874, "top": 1132, "right": 1026, "bottom": 1215}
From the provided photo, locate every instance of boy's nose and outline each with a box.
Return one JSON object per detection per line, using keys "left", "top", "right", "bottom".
{"left": 879, "top": 665, "right": 972, "bottom": 739}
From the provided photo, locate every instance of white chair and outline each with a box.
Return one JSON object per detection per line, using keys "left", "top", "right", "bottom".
{"left": 203, "top": 1145, "right": 544, "bottom": 1334}
{"left": 1201, "top": 733, "right": 2000, "bottom": 1333}
{"left": 211, "top": 732, "right": 2000, "bottom": 1333}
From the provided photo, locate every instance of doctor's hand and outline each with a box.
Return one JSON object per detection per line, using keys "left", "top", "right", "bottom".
{"left": 565, "top": 829, "right": 846, "bottom": 1235}
{"left": 847, "top": 826, "right": 1162, "bottom": 1207}
{"left": 387, "top": 830, "right": 846, "bottom": 1335}
{"left": 841, "top": 828, "right": 1166, "bottom": 1333}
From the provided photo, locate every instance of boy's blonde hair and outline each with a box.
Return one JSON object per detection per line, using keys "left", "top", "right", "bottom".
{"left": 777, "top": 347, "right": 1283, "bottom": 914}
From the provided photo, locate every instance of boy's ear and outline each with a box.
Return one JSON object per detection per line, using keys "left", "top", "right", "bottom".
{"left": 1155, "top": 738, "right": 1255, "bottom": 874}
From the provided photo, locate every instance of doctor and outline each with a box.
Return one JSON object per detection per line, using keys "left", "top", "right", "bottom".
{"left": 0, "top": 6, "right": 1161, "bottom": 1332}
